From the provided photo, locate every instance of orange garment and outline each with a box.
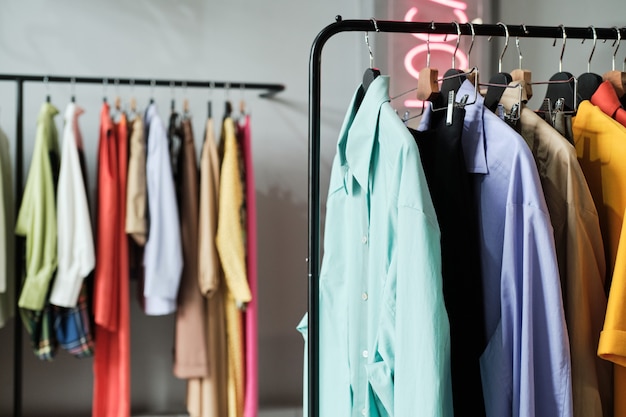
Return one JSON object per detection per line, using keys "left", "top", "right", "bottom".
{"left": 93, "top": 107, "right": 130, "bottom": 417}
{"left": 591, "top": 81, "right": 626, "bottom": 127}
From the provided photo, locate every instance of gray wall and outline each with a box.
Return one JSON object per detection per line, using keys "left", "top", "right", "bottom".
{"left": 0, "top": 1, "right": 373, "bottom": 416}
{"left": 497, "top": 0, "right": 626, "bottom": 109}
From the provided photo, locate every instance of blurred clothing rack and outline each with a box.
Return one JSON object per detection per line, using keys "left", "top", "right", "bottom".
{"left": 0, "top": 73, "right": 284, "bottom": 417}
{"left": 307, "top": 17, "right": 626, "bottom": 417}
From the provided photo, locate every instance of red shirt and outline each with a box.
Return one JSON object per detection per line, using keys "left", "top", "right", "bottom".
{"left": 93, "top": 106, "right": 130, "bottom": 417}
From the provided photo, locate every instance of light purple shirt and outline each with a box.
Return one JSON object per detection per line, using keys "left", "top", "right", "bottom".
{"left": 419, "top": 81, "right": 572, "bottom": 417}
{"left": 143, "top": 104, "right": 183, "bottom": 315}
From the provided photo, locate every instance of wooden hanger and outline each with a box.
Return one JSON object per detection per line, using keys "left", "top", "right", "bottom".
{"left": 602, "top": 27, "right": 626, "bottom": 97}
{"left": 416, "top": 25, "right": 440, "bottom": 102}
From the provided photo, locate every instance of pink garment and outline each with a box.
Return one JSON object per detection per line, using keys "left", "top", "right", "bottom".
{"left": 239, "top": 114, "right": 258, "bottom": 417}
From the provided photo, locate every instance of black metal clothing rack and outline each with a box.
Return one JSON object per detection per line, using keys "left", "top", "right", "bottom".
{"left": 307, "top": 17, "right": 626, "bottom": 417}
{"left": 1, "top": 73, "right": 284, "bottom": 417}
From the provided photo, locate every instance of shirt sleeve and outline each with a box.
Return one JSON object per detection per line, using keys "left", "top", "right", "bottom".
{"left": 0, "top": 151, "right": 6, "bottom": 294}
{"left": 216, "top": 119, "right": 252, "bottom": 307}
{"left": 393, "top": 150, "right": 453, "bottom": 417}
{"left": 125, "top": 118, "right": 148, "bottom": 246}
{"left": 50, "top": 117, "right": 95, "bottom": 307}
{"left": 16, "top": 126, "right": 58, "bottom": 311}
{"left": 498, "top": 171, "right": 573, "bottom": 417}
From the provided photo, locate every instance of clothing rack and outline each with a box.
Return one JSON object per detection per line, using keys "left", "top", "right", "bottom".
{"left": 0, "top": 73, "right": 284, "bottom": 417}
{"left": 307, "top": 17, "right": 626, "bottom": 417}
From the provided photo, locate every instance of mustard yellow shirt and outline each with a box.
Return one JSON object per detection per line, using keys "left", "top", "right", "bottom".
{"left": 573, "top": 100, "right": 626, "bottom": 417}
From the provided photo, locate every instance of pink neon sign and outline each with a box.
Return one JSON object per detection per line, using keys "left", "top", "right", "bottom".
{"left": 402, "top": 0, "right": 471, "bottom": 108}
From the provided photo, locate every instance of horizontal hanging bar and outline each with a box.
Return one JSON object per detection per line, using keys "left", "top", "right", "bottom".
{"left": 315, "top": 17, "right": 626, "bottom": 42}
{"left": 0, "top": 73, "right": 285, "bottom": 98}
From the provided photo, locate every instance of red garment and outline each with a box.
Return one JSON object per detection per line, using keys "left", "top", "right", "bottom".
{"left": 239, "top": 114, "right": 258, "bottom": 417}
{"left": 591, "top": 80, "right": 626, "bottom": 127}
{"left": 93, "top": 107, "right": 130, "bottom": 417}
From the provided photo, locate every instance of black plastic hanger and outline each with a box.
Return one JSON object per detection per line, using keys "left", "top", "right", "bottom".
{"left": 543, "top": 25, "right": 577, "bottom": 112}
{"left": 439, "top": 22, "right": 466, "bottom": 100}
{"left": 485, "top": 23, "right": 513, "bottom": 112}
{"left": 362, "top": 19, "right": 381, "bottom": 93}
{"left": 578, "top": 26, "right": 603, "bottom": 102}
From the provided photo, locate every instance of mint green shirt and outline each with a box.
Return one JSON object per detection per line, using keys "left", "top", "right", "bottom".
{"left": 15, "top": 102, "right": 59, "bottom": 311}
{"left": 301, "top": 76, "right": 453, "bottom": 417}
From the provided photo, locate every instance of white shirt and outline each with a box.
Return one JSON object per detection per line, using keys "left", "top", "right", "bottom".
{"left": 143, "top": 104, "right": 183, "bottom": 315}
{"left": 50, "top": 103, "right": 95, "bottom": 307}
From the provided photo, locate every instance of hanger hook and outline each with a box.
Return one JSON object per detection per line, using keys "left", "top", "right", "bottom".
{"left": 452, "top": 21, "right": 461, "bottom": 68}
{"left": 516, "top": 24, "right": 528, "bottom": 69}
{"left": 583, "top": 26, "right": 597, "bottom": 73}
{"left": 467, "top": 22, "right": 476, "bottom": 66}
{"left": 426, "top": 21, "right": 435, "bottom": 68}
{"left": 70, "top": 77, "right": 76, "bottom": 96}
{"left": 553, "top": 24, "right": 567, "bottom": 72}
{"left": 612, "top": 26, "right": 621, "bottom": 71}
{"left": 496, "top": 22, "right": 509, "bottom": 73}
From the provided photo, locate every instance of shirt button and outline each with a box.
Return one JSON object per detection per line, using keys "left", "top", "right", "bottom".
{"left": 362, "top": 408, "right": 366, "bottom": 415}
{"left": 361, "top": 292, "right": 368, "bottom": 301}
{"left": 361, "top": 235, "right": 368, "bottom": 244}
{"left": 362, "top": 350, "right": 369, "bottom": 358}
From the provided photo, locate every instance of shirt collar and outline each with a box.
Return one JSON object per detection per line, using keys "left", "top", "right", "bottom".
{"left": 420, "top": 80, "right": 488, "bottom": 174}
{"left": 144, "top": 103, "right": 158, "bottom": 126}
{"left": 591, "top": 80, "right": 623, "bottom": 119}
{"left": 39, "top": 102, "right": 59, "bottom": 123}
{"left": 338, "top": 76, "right": 390, "bottom": 191}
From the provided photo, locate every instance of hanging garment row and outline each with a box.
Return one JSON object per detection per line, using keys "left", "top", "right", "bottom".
{"left": 0, "top": 73, "right": 279, "bottom": 417}
{"left": 304, "top": 19, "right": 626, "bottom": 417}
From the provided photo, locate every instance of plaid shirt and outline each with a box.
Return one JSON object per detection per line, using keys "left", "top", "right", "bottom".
{"left": 20, "top": 280, "right": 94, "bottom": 360}
{"left": 54, "top": 281, "right": 94, "bottom": 358}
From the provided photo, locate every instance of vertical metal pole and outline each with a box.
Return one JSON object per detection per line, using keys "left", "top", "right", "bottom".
{"left": 13, "top": 78, "right": 24, "bottom": 417}
{"left": 307, "top": 37, "right": 322, "bottom": 417}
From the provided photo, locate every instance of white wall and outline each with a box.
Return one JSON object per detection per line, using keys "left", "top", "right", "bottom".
{"left": 0, "top": 1, "right": 374, "bottom": 415}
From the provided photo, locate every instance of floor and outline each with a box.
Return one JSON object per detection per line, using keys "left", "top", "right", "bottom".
{"left": 134, "top": 408, "right": 303, "bottom": 417}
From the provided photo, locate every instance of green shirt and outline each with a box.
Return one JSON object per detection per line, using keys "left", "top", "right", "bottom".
{"left": 15, "top": 102, "right": 60, "bottom": 311}
{"left": 0, "top": 127, "right": 15, "bottom": 327}
{"left": 301, "top": 76, "right": 453, "bottom": 417}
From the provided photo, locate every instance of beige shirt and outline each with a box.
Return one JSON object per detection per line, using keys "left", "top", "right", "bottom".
{"left": 174, "top": 118, "right": 209, "bottom": 379}
{"left": 125, "top": 116, "right": 147, "bottom": 245}
{"left": 187, "top": 118, "right": 228, "bottom": 417}
{"left": 501, "top": 83, "right": 611, "bottom": 417}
